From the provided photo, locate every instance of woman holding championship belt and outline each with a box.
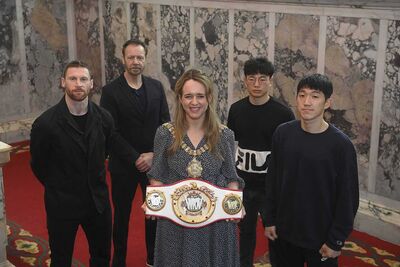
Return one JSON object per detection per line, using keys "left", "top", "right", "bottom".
{"left": 146, "top": 69, "right": 244, "bottom": 267}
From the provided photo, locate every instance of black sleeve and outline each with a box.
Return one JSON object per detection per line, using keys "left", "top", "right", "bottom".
{"left": 227, "top": 106, "right": 235, "bottom": 138}
{"left": 101, "top": 109, "right": 133, "bottom": 163}
{"left": 100, "top": 86, "right": 140, "bottom": 163}
{"left": 264, "top": 129, "right": 279, "bottom": 227}
{"left": 326, "top": 141, "right": 359, "bottom": 251}
{"left": 30, "top": 117, "right": 50, "bottom": 185}
{"left": 287, "top": 108, "right": 296, "bottom": 121}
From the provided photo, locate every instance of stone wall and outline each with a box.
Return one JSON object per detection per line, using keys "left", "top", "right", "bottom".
{"left": 0, "top": 0, "right": 399, "bottom": 242}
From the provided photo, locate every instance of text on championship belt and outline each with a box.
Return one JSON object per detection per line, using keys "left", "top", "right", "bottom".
{"left": 145, "top": 179, "right": 243, "bottom": 228}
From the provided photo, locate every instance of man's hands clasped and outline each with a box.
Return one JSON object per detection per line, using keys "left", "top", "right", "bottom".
{"left": 135, "top": 152, "right": 153, "bottom": 172}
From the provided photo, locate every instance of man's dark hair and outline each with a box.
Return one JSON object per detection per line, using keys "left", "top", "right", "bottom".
{"left": 244, "top": 57, "right": 275, "bottom": 77}
{"left": 297, "top": 73, "right": 333, "bottom": 99}
{"left": 62, "top": 60, "right": 91, "bottom": 78}
{"left": 122, "top": 39, "right": 147, "bottom": 56}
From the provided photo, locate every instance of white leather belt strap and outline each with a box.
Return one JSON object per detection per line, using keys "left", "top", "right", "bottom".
{"left": 145, "top": 178, "right": 243, "bottom": 228}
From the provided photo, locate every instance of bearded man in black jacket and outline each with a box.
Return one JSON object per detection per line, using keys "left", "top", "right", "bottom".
{"left": 31, "top": 60, "right": 120, "bottom": 267}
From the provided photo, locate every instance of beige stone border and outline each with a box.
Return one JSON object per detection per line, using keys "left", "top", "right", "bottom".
{"left": 358, "top": 198, "right": 400, "bottom": 227}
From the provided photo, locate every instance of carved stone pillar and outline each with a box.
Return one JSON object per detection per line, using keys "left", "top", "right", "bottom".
{"left": 0, "top": 142, "right": 15, "bottom": 267}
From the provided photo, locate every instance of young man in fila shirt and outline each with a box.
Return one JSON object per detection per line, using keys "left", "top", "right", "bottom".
{"left": 227, "top": 57, "right": 295, "bottom": 267}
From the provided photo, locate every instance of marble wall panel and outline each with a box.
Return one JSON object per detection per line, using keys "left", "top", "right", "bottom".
{"left": 131, "top": 3, "right": 175, "bottom": 115}
{"left": 232, "top": 10, "right": 269, "bottom": 103}
{"left": 376, "top": 20, "right": 400, "bottom": 200}
{"left": 325, "top": 16, "right": 379, "bottom": 190}
{"left": 0, "top": 118, "right": 33, "bottom": 142}
{"left": 130, "top": 3, "right": 159, "bottom": 79}
{"left": 23, "top": 0, "right": 68, "bottom": 114}
{"left": 0, "top": 0, "right": 24, "bottom": 122}
{"left": 74, "top": 0, "right": 102, "bottom": 103}
{"left": 161, "top": 5, "right": 190, "bottom": 93}
{"left": 130, "top": 3, "right": 139, "bottom": 39}
{"left": 103, "top": 0, "right": 126, "bottom": 83}
{"left": 274, "top": 14, "right": 319, "bottom": 109}
{"left": 194, "top": 8, "right": 229, "bottom": 123}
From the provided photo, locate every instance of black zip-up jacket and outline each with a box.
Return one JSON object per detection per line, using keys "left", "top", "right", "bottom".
{"left": 100, "top": 74, "right": 170, "bottom": 173}
{"left": 30, "top": 97, "right": 126, "bottom": 218}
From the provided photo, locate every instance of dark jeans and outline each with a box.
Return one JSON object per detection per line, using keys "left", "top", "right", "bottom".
{"left": 47, "top": 203, "right": 112, "bottom": 267}
{"left": 269, "top": 238, "right": 338, "bottom": 267}
{"left": 111, "top": 170, "right": 156, "bottom": 267}
{"left": 239, "top": 187, "right": 268, "bottom": 267}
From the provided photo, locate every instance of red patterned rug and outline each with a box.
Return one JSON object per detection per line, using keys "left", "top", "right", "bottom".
{"left": 7, "top": 220, "right": 85, "bottom": 267}
{"left": 253, "top": 231, "right": 400, "bottom": 267}
{"left": 7, "top": 217, "right": 400, "bottom": 267}
{"left": 3, "top": 142, "right": 400, "bottom": 267}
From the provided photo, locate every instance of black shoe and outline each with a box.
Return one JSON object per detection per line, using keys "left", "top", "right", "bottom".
{"left": 111, "top": 258, "right": 126, "bottom": 267}
{"left": 146, "top": 258, "right": 154, "bottom": 267}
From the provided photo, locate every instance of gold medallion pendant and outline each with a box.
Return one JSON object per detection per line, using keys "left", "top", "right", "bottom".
{"left": 187, "top": 157, "right": 203, "bottom": 178}
{"left": 180, "top": 141, "right": 209, "bottom": 178}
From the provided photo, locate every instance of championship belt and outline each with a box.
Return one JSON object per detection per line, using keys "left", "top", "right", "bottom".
{"left": 145, "top": 179, "right": 243, "bottom": 228}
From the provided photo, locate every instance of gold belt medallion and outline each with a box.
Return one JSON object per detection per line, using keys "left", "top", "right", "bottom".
{"left": 222, "top": 193, "right": 243, "bottom": 215}
{"left": 146, "top": 190, "right": 166, "bottom": 211}
{"left": 172, "top": 181, "right": 216, "bottom": 224}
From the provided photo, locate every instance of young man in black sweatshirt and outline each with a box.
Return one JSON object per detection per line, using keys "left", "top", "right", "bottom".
{"left": 265, "top": 74, "right": 359, "bottom": 267}
{"left": 228, "top": 57, "right": 295, "bottom": 267}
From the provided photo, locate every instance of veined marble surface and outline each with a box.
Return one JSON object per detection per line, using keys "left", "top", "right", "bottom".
{"left": 358, "top": 198, "right": 400, "bottom": 227}
{"left": 130, "top": 3, "right": 175, "bottom": 117}
{"left": 194, "top": 8, "right": 229, "bottom": 123}
{"left": 274, "top": 14, "right": 319, "bottom": 109}
{"left": 103, "top": 0, "right": 126, "bottom": 83}
{"left": 355, "top": 196, "right": 400, "bottom": 244}
{"left": 377, "top": 20, "right": 400, "bottom": 201}
{"left": 132, "top": 3, "right": 161, "bottom": 81}
{"left": 0, "top": 0, "right": 24, "bottom": 120}
{"left": 325, "top": 16, "right": 379, "bottom": 191}
{"left": 0, "top": 118, "right": 34, "bottom": 143}
{"left": 75, "top": 0, "right": 102, "bottom": 103}
{"left": 23, "top": 0, "right": 68, "bottom": 113}
{"left": 0, "top": 118, "right": 34, "bottom": 135}
{"left": 232, "top": 10, "right": 269, "bottom": 102}
{"left": 161, "top": 5, "right": 190, "bottom": 91}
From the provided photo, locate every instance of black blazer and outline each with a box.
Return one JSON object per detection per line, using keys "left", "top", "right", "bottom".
{"left": 100, "top": 74, "right": 170, "bottom": 173}
{"left": 30, "top": 97, "right": 115, "bottom": 218}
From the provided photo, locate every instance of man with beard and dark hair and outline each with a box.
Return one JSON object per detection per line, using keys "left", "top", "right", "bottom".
{"left": 100, "top": 39, "right": 170, "bottom": 267}
{"left": 31, "top": 60, "right": 117, "bottom": 267}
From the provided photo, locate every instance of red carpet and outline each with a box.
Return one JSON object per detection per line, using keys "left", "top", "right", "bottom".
{"left": 3, "top": 143, "right": 148, "bottom": 266}
{"left": 3, "top": 143, "right": 399, "bottom": 267}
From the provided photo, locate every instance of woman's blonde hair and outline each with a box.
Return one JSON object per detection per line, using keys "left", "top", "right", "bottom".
{"left": 169, "top": 69, "right": 221, "bottom": 155}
